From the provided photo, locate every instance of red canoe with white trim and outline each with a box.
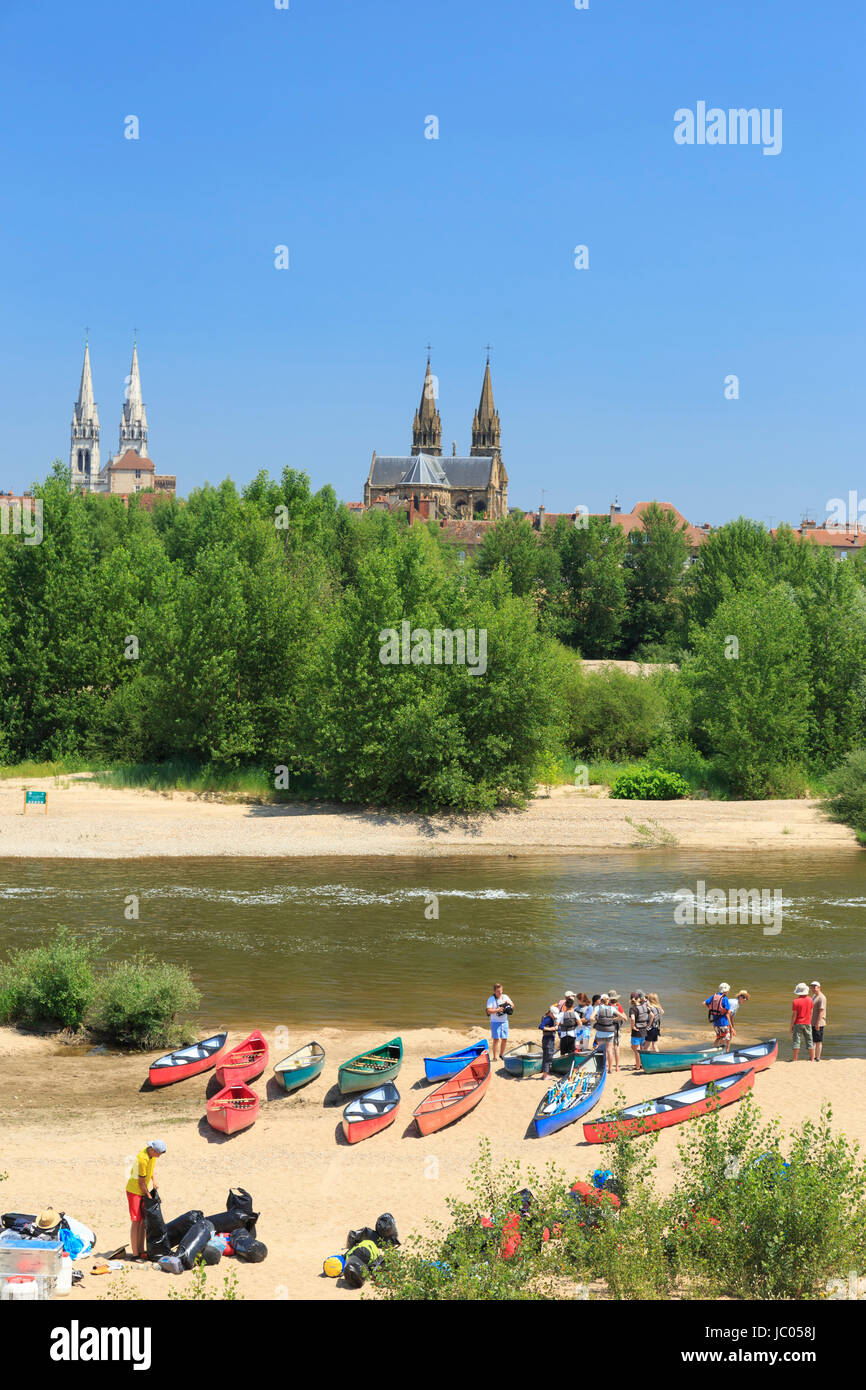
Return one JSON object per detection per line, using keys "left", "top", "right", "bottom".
{"left": 215, "top": 1030, "right": 268, "bottom": 1086}
{"left": 206, "top": 1083, "right": 260, "bottom": 1135}
{"left": 414, "top": 1051, "right": 492, "bottom": 1136}
{"left": 583, "top": 1068, "right": 755, "bottom": 1144}
{"left": 148, "top": 1032, "right": 229, "bottom": 1087}
{"left": 341, "top": 1083, "right": 400, "bottom": 1144}
{"left": 690, "top": 1038, "right": 777, "bottom": 1083}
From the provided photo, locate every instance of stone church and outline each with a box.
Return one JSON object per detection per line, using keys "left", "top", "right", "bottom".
{"left": 364, "top": 357, "right": 508, "bottom": 520}
{"left": 69, "top": 339, "right": 175, "bottom": 497}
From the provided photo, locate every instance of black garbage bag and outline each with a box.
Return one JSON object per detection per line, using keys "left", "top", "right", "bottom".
{"left": 201, "top": 1240, "right": 222, "bottom": 1267}
{"left": 230, "top": 1230, "right": 267, "bottom": 1263}
{"left": 165, "top": 1209, "right": 205, "bottom": 1249}
{"left": 177, "top": 1219, "right": 215, "bottom": 1270}
{"left": 374, "top": 1213, "right": 400, "bottom": 1247}
{"left": 205, "top": 1207, "right": 259, "bottom": 1237}
{"left": 226, "top": 1187, "right": 254, "bottom": 1216}
{"left": 142, "top": 1191, "right": 171, "bottom": 1260}
{"left": 1, "top": 1213, "right": 37, "bottom": 1231}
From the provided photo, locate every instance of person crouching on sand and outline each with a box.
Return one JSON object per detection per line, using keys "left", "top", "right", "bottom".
{"left": 126, "top": 1140, "right": 166, "bottom": 1261}
{"left": 486, "top": 983, "right": 514, "bottom": 1062}
{"left": 791, "top": 982, "right": 815, "bottom": 1062}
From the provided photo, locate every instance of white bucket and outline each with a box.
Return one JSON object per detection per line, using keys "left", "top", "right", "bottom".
{"left": 1, "top": 1275, "right": 39, "bottom": 1301}
{"left": 56, "top": 1253, "right": 72, "bottom": 1295}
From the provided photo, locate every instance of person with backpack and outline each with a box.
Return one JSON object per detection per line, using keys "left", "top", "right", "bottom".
{"left": 628, "top": 992, "right": 651, "bottom": 1071}
{"left": 558, "top": 993, "right": 578, "bottom": 1057}
{"left": 606, "top": 991, "right": 628, "bottom": 1071}
{"left": 703, "top": 983, "right": 732, "bottom": 1046}
{"left": 590, "top": 994, "right": 620, "bottom": 1073}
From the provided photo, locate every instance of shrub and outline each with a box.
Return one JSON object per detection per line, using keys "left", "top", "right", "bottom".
{"left": 565, "top": 665, "right": 667, "bottom": 759}
{"left": 0, "top": 927, "right": 98, "bottom": 1029}
{"left": 88, "top": 954, "right": 200, "bottom": 1050}
{"left": 822, "top": 748, "right": 866, "bottom": 842}
{"left": 610, "top": 768, "right": 691, "bottom": 800}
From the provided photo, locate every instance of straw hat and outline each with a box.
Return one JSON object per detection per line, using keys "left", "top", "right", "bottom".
{"left": 794, "top": 982, "right": 809, "bottom": 996}
{"left": 607, "top": 991, "right": 620, "bottom": 1001}
{"left": 35, "top": 1208, "right": 62, "bottom": 1231}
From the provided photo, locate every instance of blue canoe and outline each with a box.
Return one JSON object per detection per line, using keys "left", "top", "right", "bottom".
{"left": 423, "top": 1040, "right": 489, "bottom": 1082}
{"left": 533, "top": 1050, "right": 607, "bottom": 1138}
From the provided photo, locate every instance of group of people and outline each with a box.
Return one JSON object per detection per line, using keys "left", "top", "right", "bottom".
{"left": 486, "top": 983, "right": 667, "bottom": 1077}
{"left": 703, "top": 980, "right": 827, "bottom": 1060}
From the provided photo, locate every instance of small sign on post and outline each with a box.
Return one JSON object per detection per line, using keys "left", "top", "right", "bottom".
{"left": 23, "top": 790, "right": 47, "bottom": 815}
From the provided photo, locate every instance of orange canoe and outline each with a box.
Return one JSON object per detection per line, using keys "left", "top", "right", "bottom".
{"left": 414, "top": 1052, "right": 491, "bottom": 1136}
{"left": 215, "top": 1030, "right": 268, "bottom": 1086}
{"left": 206, "top": 1083, "right": 260, "bottom": 1135}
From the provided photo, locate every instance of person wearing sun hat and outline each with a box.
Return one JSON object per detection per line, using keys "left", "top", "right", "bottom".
{"left": 125, "top": 1140, "right": 166, "bottom": 1260}
{"left": 791, "top": 983, "right": 815, "bottom": 1062}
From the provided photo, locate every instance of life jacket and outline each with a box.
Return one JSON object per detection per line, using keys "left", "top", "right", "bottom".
{"left": 708, "top": 992, "right": 728, "bottom": 1024}
{"left": 595, "top": 1005, "right": 618, "bottom": 1029}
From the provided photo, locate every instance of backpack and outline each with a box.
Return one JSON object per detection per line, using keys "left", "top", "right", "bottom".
{"left": 707, "top": 992, "right": 728, "bottom": 1024}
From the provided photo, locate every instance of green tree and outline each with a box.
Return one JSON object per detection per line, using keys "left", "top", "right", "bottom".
{"left": 623, "top": 503, "right": 690, "bottom": 652}
{"left": 685, "top": 517, "right": 773, "bottom": 628}
{"left": 549, "top": 515, "right": 628, "bottom": 655}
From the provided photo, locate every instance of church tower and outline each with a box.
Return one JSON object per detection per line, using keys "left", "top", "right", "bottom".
{"left": 70, "top": 340, "right": 100, "bottom": 487}
{"left": 471, "top": 357, "right": 501, "bottom": 461}
{"left": 411, "top": 356, "right": 442, "bottom": 456}
{"left": 118, "top": 341, "right": 148, "bottom": 457}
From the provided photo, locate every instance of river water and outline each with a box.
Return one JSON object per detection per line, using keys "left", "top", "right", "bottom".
{"left": 1, "top": 852, "right": 863, "bottom": 1054}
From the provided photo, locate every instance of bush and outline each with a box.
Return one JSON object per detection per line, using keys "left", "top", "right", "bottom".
{"left": 0, "top": 927, "right": 98, "bottom": 1029}
{"left": 610, "top": 768, "right": 691, "bottom": 800}
{"left": 822, "top": 748, "right": 866, "bottom": 842}
{"left": 564, "top": 665, "right": 667, "bottom": 760}
{"left": 88, "top": 954, "right": 200, "bottom": 1049}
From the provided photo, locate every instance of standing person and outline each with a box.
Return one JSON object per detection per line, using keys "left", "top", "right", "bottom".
{"left": 810, "top": 981, "right": 827, "bottom": 1060}
{"left": 628, "top": 992, "right": 651, "bottom": 1071}
{"left": 126, "top": 1140, "right": 166, "bottom": 1261}
{"left": 703, "top": 982, "right": 733, "bottom": 1049}
{"left": 727, "top": 990, "right": 750, "bottom": 1042}
{"left": 592, "top": 994, "right": 619, "bottom": 1074}
{"left": 607, "top": 992, "right": 627, "bottom": 1072}
{"left": 537, "top": 1005, "right": 560, "bottom": 1080}
{"left": 486, "top": 983, "right": 514, "bottom": 1063}
{"left": 587, "top": 994, "right": 601, "bottom": 1050}
{"left": 791, "top": 983, "right": 815, "bottom": 1062}
{"left": 558, "top": 994, "right": 578, "bottom": 1058}
{"left": 575, "top": 993, "right": 593, "bottom": 1052}
{"left": 645, "top": 993, "right": 664, "bottom": 1052}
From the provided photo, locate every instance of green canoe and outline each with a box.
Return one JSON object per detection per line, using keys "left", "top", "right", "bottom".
{"left": 273, "top": 1041, "right": 326, "bottom": 1094}
{"left": 338, "top": 1037, "right": 403, "bottom": 1094}
{"left": 503, "top": 1041, "right": 543, "bottom": 1076}
{"left": 639, "top": 1045, "right": 727, "bottom": 1074}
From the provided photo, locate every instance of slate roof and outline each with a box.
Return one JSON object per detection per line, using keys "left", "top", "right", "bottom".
{"left": 370, "top": 453, "right": 495, "bottom": 489}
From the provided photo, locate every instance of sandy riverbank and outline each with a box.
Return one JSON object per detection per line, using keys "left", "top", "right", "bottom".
{"left": 0, "top": 776, "right": 857, "bottom": 858}
{"left": 1, "top": 1026, "right": 862, "bottom": 1301}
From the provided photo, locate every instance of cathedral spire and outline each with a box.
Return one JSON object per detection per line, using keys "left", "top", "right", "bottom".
{"left": 471, "top": 357, "right": 501, "bottom": 459}
{"left": 411, "top": 353, "right": 442, "bottom": 456}
{"left": 70, "top": 340, "right": 101, "bottom": 486}
{"left": 118, "top": 340, "right": 148, "bottom": 456}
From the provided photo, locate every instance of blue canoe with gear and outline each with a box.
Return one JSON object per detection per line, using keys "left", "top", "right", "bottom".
{"left": 533, "top": 1051, "right": 607, "bottom": 1138}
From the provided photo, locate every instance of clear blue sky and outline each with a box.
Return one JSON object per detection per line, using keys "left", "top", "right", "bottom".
{"left": 0, "top": 0, "right": 863, "bottom": 526}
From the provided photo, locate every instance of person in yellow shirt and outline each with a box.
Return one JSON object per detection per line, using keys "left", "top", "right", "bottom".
{"left": 125, "top": 1140, "right": 166, "bottom": 1259}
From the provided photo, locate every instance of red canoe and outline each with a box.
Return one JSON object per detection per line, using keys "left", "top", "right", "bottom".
{"left": 206, "top": 1083, "right": 260, "bottom": 1135}
{"left": 414, "top": 1051, "right": 492, "bottom": 1136}
{"left": 148, "top": 1032, "right": 229, "bottom": 1087}
{"left": 583, "top": 1069, "right": 754, "bottom": 1144}
{"left": 341, "top": 1083, "right": 400, "bottom": 1144}
{"left": 690, "top": 1038, "right": 778, "bottom": 1084}
{"left": 215, "top": 1030, "right": 268, "bottom": 1086}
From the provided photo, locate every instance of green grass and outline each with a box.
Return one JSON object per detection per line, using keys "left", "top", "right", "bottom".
{"left": 91, "top": 759, "right": 322, "bottom": 802}
{"left": 0, "top": 757, "right": 105, "bottom": 780}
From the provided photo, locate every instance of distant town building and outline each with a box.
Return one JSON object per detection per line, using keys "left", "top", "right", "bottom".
{"left": 770, "top": 519, "right": 866, "bottom": 559}
{"left": 69, "top": 340, "right": 176, "bottom": 498}
{"left": 364, "top": 355, "right": 508, "bottom": 521}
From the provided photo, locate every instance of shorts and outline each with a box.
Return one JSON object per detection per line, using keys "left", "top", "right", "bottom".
{"left": 812, "top": 1026, "right": 824, "bottom": 1043}
{"left": 792, "top": 1023, "right": 813, "bottom": 1049}
{"left": 645, "top": 1027, "right": 659, "bottom": 1043}
{"left": 713, "top": 1024, "right": 731, "bottom": 1040}
{"left": 559, "top": 1035, "right": 575, "bottom": 1055}
{"left": 490, "top": 1017, "right": 509, "bottom": 1040}
{"left": 126, "top": 1191, "right": 144, "bottom": 1222}
{"left": 631, "top": 1033, "right": 646, "bottom": 1047}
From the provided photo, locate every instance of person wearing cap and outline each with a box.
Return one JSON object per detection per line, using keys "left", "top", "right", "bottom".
{"left": 125, "top": 1141, "right": 166, "bottom": 1260}
{"left": 703, "top": 983, "right": 733, "bottom": 1047}
{"left": 810, "top": 981, "right": 827, "bottom": 1060}
{"left": 791, "top": 984, "right": 815, "bottom": 1062}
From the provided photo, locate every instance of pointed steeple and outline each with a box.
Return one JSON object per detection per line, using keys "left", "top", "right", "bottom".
{"left": 470, "top": 356, "right": 501, "bottom": 459}
{"left": 70, "top": 339, "right": 101, "bottom": 487}
{"left": 411, "top": 354, "right": 442, "bottom": 456}
{"left": 118, "top": 339, "right": 148, "bottom": 456}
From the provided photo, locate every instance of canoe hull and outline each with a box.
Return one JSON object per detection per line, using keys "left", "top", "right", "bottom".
{"left": 423, "top": 1041, "right": 488, "bottom": 1082}
{"left": 639, "top": 1046, "right": 727, "bottom": 1074}
{"left": 215, "top": 1030, "right": 269, "bottom": 1086}
{"left": 148, "top": 1032, "right": 229, "bottom": 1087}
{"left": 584, "top": 1070, "right": 754, "bottom": 1144}
{"left": 503, "top": 1045, "right": 543, "bottom": 1077}
{"left": 206, "top": 1084, "right": 260, "bottom": 1135}
{"left": 273, "top": 1042, "right": 326, "bottom": 1094}
{"left": 414, "top": 1054, "right": 491, "bottom": 1136}
{"left": 338, "top": 1038, "right": 403, "bottom": 1094}
{"left": 341, "top": 1105, "right": 399, "bottom": 1144}
{"left": 534, "top": 1054, "right": 607, "bottom": 1138}
{"left": 691, "top": 1040, "right": 778, "bottom": 1084}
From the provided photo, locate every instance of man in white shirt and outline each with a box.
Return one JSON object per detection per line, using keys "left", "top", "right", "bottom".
{"left": 486, "top": 983, "right": 514, "bottom": 1061}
